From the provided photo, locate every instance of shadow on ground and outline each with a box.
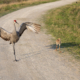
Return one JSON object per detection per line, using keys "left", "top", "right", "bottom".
{"left": 47, "top": 42, "right": 80, "bottom": 50}
{"left": 17, "top": 51, "right": 41, "bottom": 61}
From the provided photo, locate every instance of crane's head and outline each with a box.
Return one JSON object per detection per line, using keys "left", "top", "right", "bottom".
{"left": 14, "top": 20, "right": 18, "bottom": 24}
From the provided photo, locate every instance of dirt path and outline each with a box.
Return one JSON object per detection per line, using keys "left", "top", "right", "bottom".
{"left": 0, "top": 0, "right": 80, "bottom": 80}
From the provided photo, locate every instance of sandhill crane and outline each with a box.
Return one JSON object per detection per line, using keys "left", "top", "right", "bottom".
{"left": 0, "top": 20, "right": 41, "bottom": 61}
{"left": 55, "top": 38, "right": 61, "bottom": 52}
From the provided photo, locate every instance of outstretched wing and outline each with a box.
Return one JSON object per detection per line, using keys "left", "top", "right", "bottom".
{"left": 18, "top": 22, "right": 41, "bottom": 37}
{"left": 18, "top": 23, "right": 27, "bottom": 37}
{"left": 0, "top": 27, "right": 11, "bottom": 41}
{"left": 25, "top": 22, "right": 41, "bottom": 33}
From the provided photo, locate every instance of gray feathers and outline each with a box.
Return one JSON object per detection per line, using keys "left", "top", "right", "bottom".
{"left": 18, "top": 22, "right": 41, "bottom": 37}
{"left": 0, "top": 27, "right": 11, "bottom": 41}
{"left": 0, "top": 21, "right": 41, "bottom": 43}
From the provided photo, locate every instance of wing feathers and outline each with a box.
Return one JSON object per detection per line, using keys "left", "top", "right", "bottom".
{"left": 26, "top": 22, "right": 41, "bottom": 33}
{"left": 0, "top": 27, "right": 11, "bottom": 41}
{"left": 27, "top": 26, "right": 36, "bottom": 32}
{"left": 18, "top": 22, "right": 41, "bottom": 36}
{"left": 33, "top": 24, "right": 41, "bottom": 33}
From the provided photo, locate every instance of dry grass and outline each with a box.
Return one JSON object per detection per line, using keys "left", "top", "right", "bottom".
{"left": 0, "top": 0, "right": 57, "bottom": 17}
{"left": 0, "top": 0, "right": 56, "bottom": 8}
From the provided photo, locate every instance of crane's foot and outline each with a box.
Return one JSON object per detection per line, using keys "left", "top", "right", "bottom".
{"left": 14, "top": 59, "right": 19, "bottom": 62}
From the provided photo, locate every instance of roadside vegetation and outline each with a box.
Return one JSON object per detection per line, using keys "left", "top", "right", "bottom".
{"left": 0, "top": 0, "right": 57, "bottom": 17}
{"left": 44, "top": 1, "right": 80, "bottom": 59}
{"left": 0, "top": 0, "right": 27, "bottom": 4}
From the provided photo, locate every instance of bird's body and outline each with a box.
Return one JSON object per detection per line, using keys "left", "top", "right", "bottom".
{"left": 55, "top": 38, "right": 61, "bottom": 52}
{"left": 0, "top": 20, "right": 41, "bottom": 61}
{"left": 56, "top": 38, "right": 61, "bottom": 46}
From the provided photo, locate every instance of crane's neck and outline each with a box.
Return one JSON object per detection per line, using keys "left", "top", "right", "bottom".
{"left": 13, "top": 22, "right": 17, "bottom": 35}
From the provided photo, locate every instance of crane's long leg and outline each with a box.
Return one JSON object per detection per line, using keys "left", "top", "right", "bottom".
{"left": 13, "top": 43, "right": 17, "bottom": 61}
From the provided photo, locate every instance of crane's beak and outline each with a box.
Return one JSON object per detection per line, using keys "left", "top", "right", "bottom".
{"left": 16, "top": 21, "right": 19, "bottom": 24}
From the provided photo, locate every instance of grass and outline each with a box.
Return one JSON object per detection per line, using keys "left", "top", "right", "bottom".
{"left": 43, "top": 1, "right": 80, "bottom": 59}
{"left": 0, "top": 0, "right": 58, "bottom": 17}
{"left": 0, "top": 0, "right": 27, "bottom": 4}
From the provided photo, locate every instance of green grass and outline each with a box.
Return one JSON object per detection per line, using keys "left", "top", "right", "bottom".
{"left": 44, "top": 1, "right": 80, "bottom": 59}
{"left": 0, "top": 0, "right": 58, "bottom": 17}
